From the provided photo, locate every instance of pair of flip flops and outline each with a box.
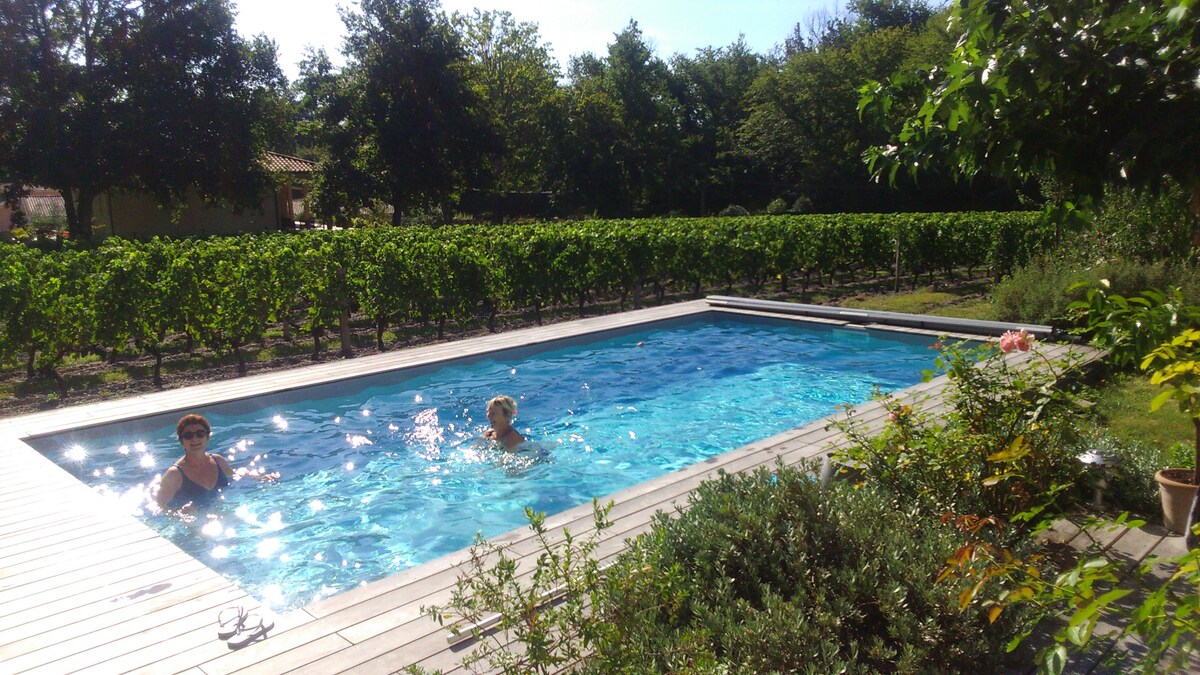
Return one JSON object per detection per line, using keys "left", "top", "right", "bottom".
{"left": 217, "top": 606, "right": 275, "bottom": 649}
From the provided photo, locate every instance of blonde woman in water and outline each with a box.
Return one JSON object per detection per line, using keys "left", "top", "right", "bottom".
{"left": 483, "top": 395, "right": 526, "bottom": 450}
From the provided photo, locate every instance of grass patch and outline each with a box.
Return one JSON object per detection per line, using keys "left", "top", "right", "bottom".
{"left": 842, "top": 290, "right": 962, "bottom": 314}
{"left": 836, "top": 280, "right": 995, "bottom": 320}
{"left": 928, "top": 298, "right": 995, "bottom": 320}
{"left": 253, "top": 342, "right": 313, "bottom": 362}
{"left": 1094, "top": 373, "right": 1192, "bottom": 449}
{"left": 97, "top": 370, "right": 132, "bottom": 385}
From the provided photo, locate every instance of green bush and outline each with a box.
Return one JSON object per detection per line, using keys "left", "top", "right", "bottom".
{"left": 718, "top": 204, "right": 749, "bottom": 216}
{"left": 591, "top": 467, "right": 1028, "bottom": 673}
{"left": 1089, "top": 182, "right": 1196, "bottom": 262}
{"left": 992, "top": 250, "right": 1200, "bottom": 326}
{"left": 834, "top": 339, "right": 1091, "bottom": 525}
{"left": 765, "top": 197, "right": 789, "bottom": 215}
{"left": 429, "top": 467, "right": 1031, "bottom": 673}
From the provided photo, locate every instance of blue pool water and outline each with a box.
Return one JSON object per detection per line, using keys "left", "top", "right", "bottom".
{"left": 37, "top": 313, "right": 942, "bottom": 609}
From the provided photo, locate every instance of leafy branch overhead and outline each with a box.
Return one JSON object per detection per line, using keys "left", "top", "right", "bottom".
{"left": 860, "top": 0, "right": 1200, "bottom": 207}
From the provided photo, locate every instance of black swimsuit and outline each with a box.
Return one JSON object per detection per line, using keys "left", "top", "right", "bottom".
{"left": 166, "top": 457, "right": 229, "bottom": 510}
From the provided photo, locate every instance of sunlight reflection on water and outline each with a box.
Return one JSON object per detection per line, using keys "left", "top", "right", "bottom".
{"left": 44, "top": 316, "right": 945, "bottom": 610}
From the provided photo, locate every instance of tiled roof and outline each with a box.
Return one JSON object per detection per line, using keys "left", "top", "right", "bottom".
{"left": 20, "top": 195, "right": 66, "bottom": 222}
{"left": 262, "top": 151, "right": 317, "bottom": 174}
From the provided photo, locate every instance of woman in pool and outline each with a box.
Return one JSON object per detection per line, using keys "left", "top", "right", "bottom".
{"left": 483, "top": 395, "right": 526, "bottom": 450}
{"left": 155, "top": 413, "right": 233, "bottom": 513}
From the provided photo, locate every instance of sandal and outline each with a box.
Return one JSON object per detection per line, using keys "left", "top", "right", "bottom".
{"left": 216, "top": 606, "right": 246, "bottom": 640}
{"left": 227, "top": 612, "right": 275, "bottom": 649}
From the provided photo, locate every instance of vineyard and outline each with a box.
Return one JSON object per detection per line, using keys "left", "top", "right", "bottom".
{"left": 0, "top": 212, "right": 1049, "bottom": 399}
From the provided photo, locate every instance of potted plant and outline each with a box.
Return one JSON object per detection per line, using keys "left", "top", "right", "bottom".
{"left": 1142, "top": 328, "right": 1200, "bottom": 543}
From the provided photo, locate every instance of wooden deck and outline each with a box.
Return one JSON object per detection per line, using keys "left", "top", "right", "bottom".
{"left": 1019, "top": 517, "right": 1199, "bottom": 674}
{"left": 0, "top": 300, "right": 1109, "bottom": 673}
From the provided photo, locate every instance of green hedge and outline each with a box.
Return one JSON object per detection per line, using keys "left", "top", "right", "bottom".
{"left": 0, "top": 213, "right": 1047, "bottom": 393}
{"left": 589, "top": 467, "right": 1026, "bottom": 671}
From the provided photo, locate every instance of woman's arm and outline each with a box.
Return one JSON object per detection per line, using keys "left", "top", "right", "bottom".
{"left": 214, "top": 454, "right": 234, "bottom": 478}
{"left": 155, "top": 466, "right": 183, "bottom": 509}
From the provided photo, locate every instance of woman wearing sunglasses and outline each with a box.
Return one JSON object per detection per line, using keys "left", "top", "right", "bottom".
{"left": 155, "top": 413, "right": 234, "bottom": 513}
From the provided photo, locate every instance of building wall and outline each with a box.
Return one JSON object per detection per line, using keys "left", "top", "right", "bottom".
{"left": 95, "top": 188, "right": 282, "bottom": 239}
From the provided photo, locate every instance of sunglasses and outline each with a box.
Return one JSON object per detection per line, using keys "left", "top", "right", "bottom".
{"left": 180, "top": 429, "right": 209, "bottom": 440}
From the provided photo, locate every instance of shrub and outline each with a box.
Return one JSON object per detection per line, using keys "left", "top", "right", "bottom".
{"left": 1066, "top": 284, "right": 1200, "bottom": 369}
{"left": 718, "top": 204, "right": 749, "bottom": 217}
{"left": 993, "top": 250, "right": 1200, "bottom": 326}
{"left": 1089, "top": 182, "right": 1196, "bottom": 262}
{"left": 833, "top": 337, "right": 1091, "bottom": 526}
{"left": 427, "top": 466, "right": 1032, "bottom": 673}
{"left": 593, "top": 467, "right": 1028, "bottom": 673}
{"left": 765, "top": 197, "right": 789, "bottom": 215}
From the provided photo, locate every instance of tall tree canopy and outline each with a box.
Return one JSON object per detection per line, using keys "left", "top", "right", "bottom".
{"left": 669, "top": 39, "right": 770, "bottom": 214}
{"left": 319, "top": 0, "right": 500, "bottom": 224}
{"left": 561, "top": 22, "right": 680, "bottom": 216}
{"left": 453, "top": 9, "right": 562, "bottom": 193}
{"left": 861, "top": 0, "right": 1200, "bottom": 214}
{"left": 0, "top": 0, "right": 287, "bottom": 239}
{"left": 741, "top": 4, "right": 977, "bottom": 212}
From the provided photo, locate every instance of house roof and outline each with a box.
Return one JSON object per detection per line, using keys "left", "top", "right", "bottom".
{"left": 21, "top": 195, "right": 66, "bottom": 221}
{"left": 263, "top": 151, "right": 317, "bottom": 174}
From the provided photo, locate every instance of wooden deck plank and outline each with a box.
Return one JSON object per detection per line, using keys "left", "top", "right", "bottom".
{"left": 120, "top": 610, "right": 317, "bottom": 675}
{"left": 0, "top": 557, "right": 206, "bottom": 627}
{"left": 6, "top": 583, "right": 247, "bottom": 673}
{"left": 0, "top": 568, "right": 228, "bottom": 652}
{"left": 0, "top": 514, "right": 136, "bottom": 558}
{"left": 223, "top": 633, "right": 354, "bottom": 675}
{"left": 0, "top": 521, "right": 158, "bottom": 572}
{"left": 1, "top": 532, "right": 189, "bottom": 592}
{"left": 4, "top": 581, "right": 245, "bottom": 670}
{"left": 0, "top": 505, "right": 134, "bottom": 542}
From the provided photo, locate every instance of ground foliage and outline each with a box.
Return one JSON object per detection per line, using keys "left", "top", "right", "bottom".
{"left": 833, "top": 339, "right": 1091, "bottom": 527}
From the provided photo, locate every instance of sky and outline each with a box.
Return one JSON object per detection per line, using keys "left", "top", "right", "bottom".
{"left": 233, "top": 0, "right": 841, "bottom": 80}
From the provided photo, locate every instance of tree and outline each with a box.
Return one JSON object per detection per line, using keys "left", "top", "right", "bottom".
{"left": 560, "top": 63, "right": 629, "bottom": 216}
{"left": 0, "top": 0, "right": 287, "bottom": 240}
{"left": 323, "top": 0, "right": 500, "bottom": 224}
{"left": 0, "top": 0, "right": 130, "bottom": 239}
{"left": 849, "top": 0, "right": 933, "bottom": 32}
{"left": 291, "top": 48, "right": 343, "bottom": 161}
{"left": 741, "top": 27, "right": 932, "bottom": 211}
{"left": 453, "top": 10, "right": 562, "bottom": 193}
{"left": 669, "top": 39, "right": 770, "bottom": 214}
{"left": 561, "top": 22, "right": 681, "bottom": 216}
{"left": 860, "top": 0, "right": 1200, "bottom": 216}
{"left": 124, "top": 4, "right": 289, "bottom": 217}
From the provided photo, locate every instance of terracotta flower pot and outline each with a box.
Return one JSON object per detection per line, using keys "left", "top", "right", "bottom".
{"left": 1155, "top": 468, "right": 1199, "bottom": 534}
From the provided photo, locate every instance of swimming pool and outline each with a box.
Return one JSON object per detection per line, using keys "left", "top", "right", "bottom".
{"left": 33, "top": 312, "right": 943, "bottom": 610}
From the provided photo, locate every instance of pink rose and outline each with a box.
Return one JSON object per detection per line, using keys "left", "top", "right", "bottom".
{"left": 999, "top": 329, "right": 1033, "bottom": 353}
